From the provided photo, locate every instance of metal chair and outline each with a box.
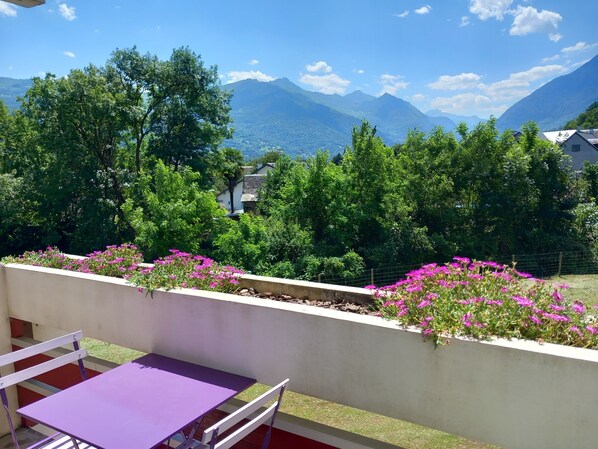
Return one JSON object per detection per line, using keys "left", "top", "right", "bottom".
{"left": 0, "top": 330, "right": 95, "bottom": 449}
{"left": 178, "top": 378, "right": 289, "bottom": 449}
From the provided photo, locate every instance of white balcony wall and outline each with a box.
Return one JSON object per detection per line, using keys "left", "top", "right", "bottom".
{"left": 2, "top": 263, "right": 598, "bottom": 449}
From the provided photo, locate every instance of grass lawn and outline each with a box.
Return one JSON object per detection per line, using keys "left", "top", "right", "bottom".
{"left": 549, "top": 274, "right": 598, "bottom": 309}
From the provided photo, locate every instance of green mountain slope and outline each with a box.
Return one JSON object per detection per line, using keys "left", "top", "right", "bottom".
{"left": 0, "top": 77, "right": 33, "bottom": 110}
{"left": 496, "top": 55, "right": 598, "bottom": 131}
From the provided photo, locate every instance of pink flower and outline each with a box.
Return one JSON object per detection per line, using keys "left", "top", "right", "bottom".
{"left": 512, "top": 295, "right": 534, "bottom": 307}
{"left": 543, "top": 313, "right": 570, "bottom": 323}
{"left": 572, "top": 302, "right": 586, "bottom": 314}
{"left": 529, "top": 315, "right": 542, "bottom": 325}
{"left": 585, "top": 325, "right": 598, "bottom": 335}
{"left": 417, "top": 300, "right": 432, "bottom": 308}
{"left": 462, "top": 312, "right": 473, "bottom": 327}
{"left": 549, "top": 304, "right": 566, "bottom": 312}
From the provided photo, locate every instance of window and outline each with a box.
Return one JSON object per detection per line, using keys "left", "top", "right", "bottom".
{"left": 572, "top": 144, "right": 581, "bottom": 152}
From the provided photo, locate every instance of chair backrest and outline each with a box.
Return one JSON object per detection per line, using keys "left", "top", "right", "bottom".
{"left": 0, "top": 331, "right": 88, "bottom": 449}
{"left": 201, "top": 378, "right": 289, "bottom": 449}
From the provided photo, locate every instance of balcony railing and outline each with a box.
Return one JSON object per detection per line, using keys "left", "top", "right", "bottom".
{"left": 2, "top": 262, "right": 598, "bottom": 449}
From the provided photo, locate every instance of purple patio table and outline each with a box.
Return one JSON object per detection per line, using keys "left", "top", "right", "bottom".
{"left": 18, "top": 353, "right": 256, "bottom": 449}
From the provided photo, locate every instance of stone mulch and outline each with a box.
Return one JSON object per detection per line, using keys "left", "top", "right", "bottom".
{"left": 237, "top": 288, "right": 378, "bottom": 316}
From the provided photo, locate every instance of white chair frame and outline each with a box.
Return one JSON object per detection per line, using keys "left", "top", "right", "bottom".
{"left": 178, "top": 378, "right": 289, "bottom": 449}
{"left": 0, "top": 330, "right": 95, "bottom": 449}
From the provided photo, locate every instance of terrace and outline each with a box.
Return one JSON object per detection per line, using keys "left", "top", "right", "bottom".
{"left": 1, "top": 261, "right": 598, "bottom": 449}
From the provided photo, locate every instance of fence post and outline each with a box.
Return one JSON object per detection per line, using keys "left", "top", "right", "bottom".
{"left": 371, "top": 268, "right": 374, "bottom": 286}
{"left": 558, "top": 252, "right": 563, "bottom": 277}
{"left": 317, "top": 274, "right": 321, "bottom": 283}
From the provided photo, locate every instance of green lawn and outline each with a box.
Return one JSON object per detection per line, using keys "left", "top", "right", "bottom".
{"left": 550, "top": 274, "right": 598, "bottom": 309}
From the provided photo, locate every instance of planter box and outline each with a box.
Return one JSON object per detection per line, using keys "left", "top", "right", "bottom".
{"left": 2, "top": 263, "right": 598, "bottom": 449}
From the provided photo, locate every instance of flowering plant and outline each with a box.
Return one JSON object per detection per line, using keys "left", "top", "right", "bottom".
{"left": 371, "top": 257, "right": 598, "bottom": 349}
{"left": 127, "top": 249, "right": 243, "bottom": 295}
{"left": 2, "top": 246, "right": 243, "bottom": 295}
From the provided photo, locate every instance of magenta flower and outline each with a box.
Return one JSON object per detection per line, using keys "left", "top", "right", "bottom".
{"left": 529, "top": 315, "right": 542, "bottom": 325}
{"left": 461, "top": 312, "right": 473, "bottom": 327}
{"left": 512, "top": 295, "right": 534, "bottom": 307}
{"left": 585, "top": 325, "right": 598, "bottom": 335}
{"left": 572, "top": 302, "right": 586, "bottom": 314}
{"left": 417, "top": 299, "right": 432, "bottom": 308}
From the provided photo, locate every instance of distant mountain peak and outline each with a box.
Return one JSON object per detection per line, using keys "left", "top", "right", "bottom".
{"left": 496, "top": 54, "right": 598, "bottom": 131}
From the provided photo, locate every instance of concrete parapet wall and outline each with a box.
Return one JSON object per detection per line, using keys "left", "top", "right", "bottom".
{"left": 3, "top": 263, "right": 598, "bottom": 449}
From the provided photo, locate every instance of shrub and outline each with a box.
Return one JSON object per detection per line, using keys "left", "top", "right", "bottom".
{"left": 127, "top": 249, "right": 243, "bottom": 295}
{"left": 2, "top": 246, "right": 243, "bottom": 295}
{"left": 372, "top": 257, "right": 598, "bottom": 349}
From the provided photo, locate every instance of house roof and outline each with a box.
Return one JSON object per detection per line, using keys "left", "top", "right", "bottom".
{"left": 542, "top": 129, "right": 598, "bottom": 149}
{"left": 241, "top": 174, "right": 267, "bottom": 203}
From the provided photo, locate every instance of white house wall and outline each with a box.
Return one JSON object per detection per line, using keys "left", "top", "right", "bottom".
{"left": 561, "top": 133, "right": 598, "bottom": 170}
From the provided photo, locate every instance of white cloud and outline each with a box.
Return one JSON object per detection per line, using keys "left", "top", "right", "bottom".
{"left": 549, "top": 33, "right": 563, "bottom": 42}
{"left": 353, "top": 68, "right": 365, "bottom": 75}
{"left": 469, "top": 0, "right": 513, "bottom": 21}
{"left": 562, "top": 41, "right": 598, "bottom": 54}
{"left": 394, "top": 10, "right": 409, "bottom": 18}
{"left": 0, "top": 2, "right": 17, "bottom": 17}
{"left": 248, "top": 59, "right": 259, "bottom": 66}
{"left": 306, "top": 61, "right": 332, "bottom": 73}
{"left": 378, "top": 74, "right": 409, "bottom": 96}
{"left": 414, "top": 5, "right": 432, "bottom": 15}
{"left": 542, "top": 54, "right": 560, "bottom": 63}
{"left": 430, "top": 93, "right": 507, "bottom": 117}
{"left": 299, "top": 73, "right": 350, "bottom": 95}
{"left": 226, "top": 70, "right": 275, "bottom": 83}
{"left": 509, "top": 6, "right": 561, "bottom": 36}
{"left": 58, "top": 3, "right": 76, "bottom": 21}
{"left": 63, "top": 51, "right": 76, "bottom": 58}
{"left": 428, "top": 73, "right": 482, "bottom": 91}
{"left": 460, "top": 16, "right": 471, "bottom": 27}
{"left": 411, "top": 93, "right": 426, "bottom": 103}
{"left": 479, "top": 64, "right": 565, "bottom": 101}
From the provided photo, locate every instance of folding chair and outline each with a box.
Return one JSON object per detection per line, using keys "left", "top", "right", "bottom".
{"left": 178, "top": 378, "right": 289, "bottom": 449}
{"left": 0, "top": 330, "right": 96, "bottom": 449}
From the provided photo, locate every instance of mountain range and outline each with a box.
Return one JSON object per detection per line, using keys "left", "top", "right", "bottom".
{"left": 2, "top": 55, "right": 597, "bottom": 158}
{"left": 496, "top": 54, "right": 598, "bottom": 131}
{"left": 221, "top": 78, "right": 486, "bottom": 157}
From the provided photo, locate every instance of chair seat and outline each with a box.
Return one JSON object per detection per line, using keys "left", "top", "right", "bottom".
{"left": 33, "top": 434, "right": 96, "bottom": 449}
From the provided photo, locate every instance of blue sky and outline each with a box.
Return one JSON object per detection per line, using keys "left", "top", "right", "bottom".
{"left": 0, "top": 0, "right": 596, "bottom": 118}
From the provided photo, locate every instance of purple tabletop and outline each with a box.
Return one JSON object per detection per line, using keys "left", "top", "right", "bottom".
{"left": 18, "top": 353, "right": 256, "bottom": 449}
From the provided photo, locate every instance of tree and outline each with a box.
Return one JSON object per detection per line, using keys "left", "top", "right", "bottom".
{"left": 121, "top": 161, "right": 226, "bottom": 260}
{"left": 106, "top": 46, "right": 232, "bottom": 177}
{"left": 342, "top": 121, "right": 395, "bottom": 257}
{"left": 213, "top": 147, "right": 245, "bottom": 213}
{"left": 564, "top": 102, "right": 598, "bottom": 129}
{"left": 15, "top": 47, "right": 232, "bottom": 254}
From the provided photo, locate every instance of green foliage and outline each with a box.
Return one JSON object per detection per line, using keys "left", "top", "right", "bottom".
{"left": 212, "top": 147, "right": 245, "bottom": 213}
{"left": 564, "top": 101, "right": 598, "bottom": 129}
{"left": 121, "top": 161, "right": 226, "bottom": 261}
{"left": 1, "top": 47, "right": 232, "bottom": 257}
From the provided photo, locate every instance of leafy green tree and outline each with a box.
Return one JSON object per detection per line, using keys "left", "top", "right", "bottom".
{"left": 278, "top": 150, "right": 350, "bottom": 250}
{"left": 342, "top": 121, "right": 395, "bottom": 257}
{"left": 121, "top": 161, "right": 226, "bottom": 260}
{"left": 564, "top": 102, "right": 598, "bottom": 129}
{"left": 213, "top": 147, "right": 245, "bottom": 213}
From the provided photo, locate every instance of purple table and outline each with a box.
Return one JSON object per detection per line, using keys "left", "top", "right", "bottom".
{"left": 18, "top": 353, "right": 256, "bottom": 449}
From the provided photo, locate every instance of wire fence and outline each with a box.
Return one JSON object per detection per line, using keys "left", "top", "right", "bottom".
{"left": 315, "top": 250, "right": 598, "bottom": 288}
